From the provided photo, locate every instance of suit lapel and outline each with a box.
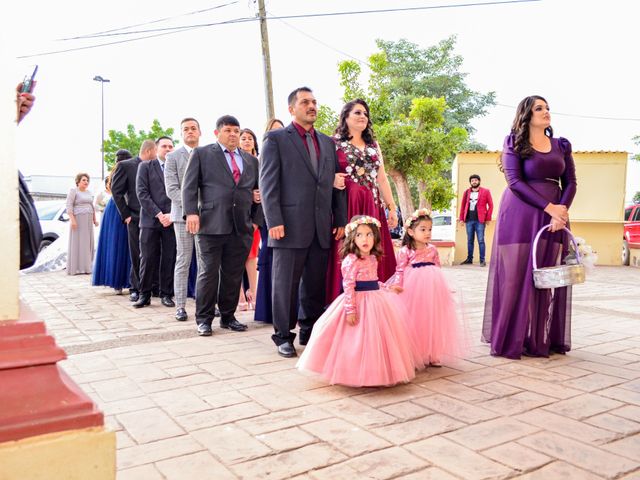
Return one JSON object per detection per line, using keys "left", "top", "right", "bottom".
{"left": 212, "top": 144, "right": 236, "bottom": 185}
{"left": 151, "top": 159, "right": 164, "bottom": 185}
{"left": 287, "top": 125, "right": 318, "bottom": 180}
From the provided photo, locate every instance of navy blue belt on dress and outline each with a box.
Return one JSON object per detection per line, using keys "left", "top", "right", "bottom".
{"left": 355, "top": 280, "right": 379, "bottom": 291}
{"left": 412, "top": 262, "right": 435, "bottom": 268}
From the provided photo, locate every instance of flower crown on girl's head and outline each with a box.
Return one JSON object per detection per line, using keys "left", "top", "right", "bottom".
{"left": 344, "top": 216, "right": 381, "bottom": 236}
{"left": 405, "top": 208, "right": 432, "bottom": 229}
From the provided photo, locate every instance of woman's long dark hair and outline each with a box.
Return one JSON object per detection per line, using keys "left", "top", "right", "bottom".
{"left": 335, "top": 99, "right": 376, "bottom": 145}
{"left": 511, "top": 95, "right": 553, "bottom": 159}
{"left": 240, "top": 128, "right": 259, "bottom": 156}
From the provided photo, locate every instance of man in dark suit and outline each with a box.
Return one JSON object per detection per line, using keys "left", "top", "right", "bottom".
{"left": 260, "top": 87, "right": 347, "bottom": 358}
{"left": 111, "top": 140, "right": 156, "bottom": 302}
{"left": 133, "top": 136, "right": 177, "bottom": 308}
{"left": 183, "top": 115, "right": 263, "bottom": 337}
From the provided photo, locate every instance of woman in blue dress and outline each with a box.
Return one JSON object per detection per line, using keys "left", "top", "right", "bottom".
{"left": 92, "top": 149, "right": 133, "bottom": 293}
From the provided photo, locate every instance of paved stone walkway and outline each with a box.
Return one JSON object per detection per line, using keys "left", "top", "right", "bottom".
{"left": 20, "top": 266, "right": 640, "bottom": 479}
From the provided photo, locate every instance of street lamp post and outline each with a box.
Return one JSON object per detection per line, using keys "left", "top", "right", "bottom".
{"left": 93, "top": 75, "right": 110, "bottom": 180}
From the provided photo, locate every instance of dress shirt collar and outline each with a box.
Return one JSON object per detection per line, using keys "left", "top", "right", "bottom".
{"left": 292, "top": 121, "right": 316, "bottom": 138}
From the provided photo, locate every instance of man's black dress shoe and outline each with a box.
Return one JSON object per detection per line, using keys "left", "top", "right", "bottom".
{"left": 175, "top": 308, "right": 188, "bottom": 321}
{"left": 460, "top": 259, "right": 473, "bottom": 265}
{"left": 132, "top": 294, "right": 151, "bottom": 308}
{"left": 220, "top": 319, "right": 248, "bottom": 332}
{"left": 277, "top": 342, "right": 297, "bottom": 358}
{"left": 197, "top": 323, "right": 212, "bottom": 336}
{"left": 129, "top": 291, "right": 139, "bottom": 302}
{"left": 161, "top": 296, "right": 175, "bottom": 308}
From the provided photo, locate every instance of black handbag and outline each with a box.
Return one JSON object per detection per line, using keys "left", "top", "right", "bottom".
{"left": 18, "top": 171, "right": 43, "bottom": 269}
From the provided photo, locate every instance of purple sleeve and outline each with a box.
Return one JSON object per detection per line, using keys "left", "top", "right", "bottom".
{"left": 558, "top": 138, "right": 577, "bottom": 208}
{"left": 501, "top": 135, "right": 549, "bottom": 210}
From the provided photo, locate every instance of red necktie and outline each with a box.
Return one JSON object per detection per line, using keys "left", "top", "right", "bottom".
{"left": 228, "top": 150, "right": 241, "bottom": 184}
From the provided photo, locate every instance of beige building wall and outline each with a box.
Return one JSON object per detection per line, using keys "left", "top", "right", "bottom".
{"left": 453, "top": 150, "right": 627, "bottom": 266}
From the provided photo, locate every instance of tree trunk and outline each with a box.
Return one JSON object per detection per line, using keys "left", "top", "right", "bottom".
{"left": 418, "top": 180, "right": 432, "bottom": 211}
{"left": 387, "top": 168, "right": 414, "bottom": 220}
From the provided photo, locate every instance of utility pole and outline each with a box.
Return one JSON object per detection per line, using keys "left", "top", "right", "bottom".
{"left": 257, "top": 0, "right": 275, "bottom": 120}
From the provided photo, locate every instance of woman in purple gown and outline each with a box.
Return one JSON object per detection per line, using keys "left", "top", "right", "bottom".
{"left": 326, "top": 99, "right": 398, "bottom": 304}
{"left": 482, "top": 95, "right": 577, "bottom": 359}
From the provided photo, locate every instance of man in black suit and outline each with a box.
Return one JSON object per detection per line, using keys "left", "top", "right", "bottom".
{"left": 111, "top": 140, "right": 157, "bottom": 302}
{"left": 183, "top": 115, "right": 263, "bottom": 336}
{"left": 133, "top": 136, "right": 177, "bottom": 308}
{"left": 260, "top": 87, "right": 347, "bottom": 358}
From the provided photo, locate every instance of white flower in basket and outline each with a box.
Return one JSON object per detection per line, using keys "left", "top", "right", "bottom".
{"left": 565, "top": 236, "right": 598, "bottom": 271}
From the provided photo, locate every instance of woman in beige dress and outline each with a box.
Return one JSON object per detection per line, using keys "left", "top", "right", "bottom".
{"left": 66, "top": 173, "right": 98, "bottom": 275}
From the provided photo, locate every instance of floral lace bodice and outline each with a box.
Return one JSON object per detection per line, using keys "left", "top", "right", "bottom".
{"left": 334, "top": 137, "right": 382, "bottom": 206}
{"left": 392, "top": 245, "right": 441, "bottom": 287}
{"left": 341, "top": 253, "right": 385, "bottom": 315}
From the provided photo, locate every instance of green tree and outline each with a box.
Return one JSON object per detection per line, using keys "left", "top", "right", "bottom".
{"left": 315, "top": 105, "right": 339, "bottom": 136}
{"left": 634, "top": 191, "right": 640, "bottom": 204}
{"left": 332, "top": 36, "right": 494, "bottom": 214}
{"left": 103, "top": 119, "right": 175, "bottom": 171}
{"left": 633, "top": 135, "right": 640, "bottom": 161}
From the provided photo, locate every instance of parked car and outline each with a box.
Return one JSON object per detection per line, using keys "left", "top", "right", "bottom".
{"left": 623, "top": 203, "right": 640, "bottom": 265}
{"left": 431, "top": 213, "right": 454, "bottom": 241}
{"left": 35, "top": 200, "right": 69, "bottom": 251}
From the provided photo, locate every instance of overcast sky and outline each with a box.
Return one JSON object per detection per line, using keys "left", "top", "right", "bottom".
{"left": 8, "top": 0, "right": 640, "bottom": 201}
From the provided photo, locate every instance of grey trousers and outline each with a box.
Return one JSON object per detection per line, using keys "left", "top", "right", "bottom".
{"left": 173, "top": 221, "right": 194, "bottom": 308}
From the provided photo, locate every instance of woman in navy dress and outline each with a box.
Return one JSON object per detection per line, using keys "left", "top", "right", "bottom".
{"left": 482, "top": 95, "right": 577, "bottom": 359}
{"left": 92, "top": 149, "right": 133, "bottom": 292}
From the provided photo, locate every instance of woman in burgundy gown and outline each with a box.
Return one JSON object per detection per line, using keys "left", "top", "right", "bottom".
{"left": 326, "top": 99, "right": 398, "bottom": 304}
{"left": 482, "top": 95, "right": 577, "bottom": 359}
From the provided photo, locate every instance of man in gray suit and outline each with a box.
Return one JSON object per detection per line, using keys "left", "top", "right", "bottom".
{"left": 165, "top": 118, "right": 201, "bottom": 321}
{"left": 260, "top": 87, "right": 348, "bottom": 358}
{"left": 183, "top": 115, "right": 263, "bottom": 337}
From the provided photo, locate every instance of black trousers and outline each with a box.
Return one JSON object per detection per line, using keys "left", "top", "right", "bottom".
{"left": 125, "top": 217, "right": 141, "bottom": 293}
{"left": 139, "top": 226, "right": 176, "bottom": 296}
{"left": 195, "top": 232, "right": 252, "bottom": 325}
{"left": 271, "top": 235, "right": 329, "bottom": 346}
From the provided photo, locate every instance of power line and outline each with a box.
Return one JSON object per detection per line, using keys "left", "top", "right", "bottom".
{"left": 496, "top": 103, "right": 640, "bottom": 122}
{"left": 59, "top": 1, "right": 240, "bottom": 41}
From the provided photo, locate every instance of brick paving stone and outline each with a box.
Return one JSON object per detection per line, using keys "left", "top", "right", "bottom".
{"left": 190, "top": 424, "right": 271, "bottom": 464}
{"left": 413, "top": 394, "right": 499, "bottom": 424}
{"left": 117, "top": 407, "right": 185, "bottom": 444}
{"left": 297, "top": 385, "right": 364, "bottom": 404}
{"left": 149, "top": 389, "right": 212, "bottom": 417}
{"left": 318, "top": 398, "right": 396, "bottom": 428}
{"left": 421, "top": 378, "right": 496, "bottom": 403}
{"left": 603, "top": 434, "right": 640, "bottom": 462}
{"left": 499, "top": 375, "right": 583, "bottom": 399}
{"left": 139, "top": 373, "right": 215, "bottom": 394}
{"left": 99, "top": 396, "right": 157, "bottom": 416}
{"left": 201, "top": 390, "right": 251, "bottom": 409}
{"left": 547, "top": 364, "right": 594, "bottom": 378}
{"left": 117, "top": 435, "right": 205, "bottom": 470}
{"left": 571, "top": 361, "right": 640, "bottom": 381}
{"left": 586, "top": 413, "right": 640, "bottom": 435}
{"left": 394, "top": 468, "right": 460, "bottom": 480}
{"left": 444, "top": 368, "right": 516, "bottom": 387}
{"left": 405, "top": 436, "right": 512, "bottom": 480}
{"left": 240, "top": 384, "right": 308, "bottom": 411}
{"left": 236, "top": 405, "right": 333, "bottom": 435}
{"left": 116, "top": 430, "right": 136, "bottom": 449}
{"left": 379, "top": 401, "right": 433, "bottom": 421}
{"left": 512, "top": 461, "right": 604, "bottom": 480}
{"left": 519, "top": 431, "right": 640, "bottom": 478}
{"left": 302, "top": 418, "right": 391, "bottom": 456}
{"left": 256, "top": 427, "right": 318, "bottom": 453}
{"left": 354, "top": 384, "right": 432, "bottom": 407}
{"left": 564, "top": 373, "right": 628, "bottom": 392}
{"left": 310, "top": 446, "right": 428, "bottom": 480}
{"left": 623, "top": 378, "right": 640, "bottom": 393}
{"left": 373, "top": 414, "right": 464, "bottom": 445}
{"left": 474, "top": 381, "right": 522, "bottom": 397}
{"left": 231, "top": 443, "right": 346, "bottom": 480}
{"left": 175, "top": 401, "right": 269, "bottom": 431}
{"left": 117, "top": 464, "right": 165, "bottom": 480}
{"left": 613, "top": 405, "right": 640, "bottom": 422}
{"left": 444, "top": 417, "right": 540, "bottom": 450}
{"left": 599, "top": 387, "right": 640, "bottom": 406}
{"left": 497, "top": 362, "right": 572, "bottom": 382}
{"left": 200, "top": 360, "right": 253, "bottom": 380}
{"left": 541, "top": 393, "right": 623, "bottom": 420}
{"left": 91, "top": 377, "right": 146, "bottom": 402}
{"left": 155, "top": 451, "right": 237, "bottom": 479}
{"left": 120, "top": 364, "right": 171, "bottom": 383}
{"left": 516, "top": 408, "right": 618, "bottom": 444}
{"left": 482, "top": 442, "right": 552, "bottom": 473}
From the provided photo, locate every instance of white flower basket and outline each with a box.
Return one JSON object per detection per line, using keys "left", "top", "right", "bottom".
{"left": 532, "top": 225, "right": 585, "bottom": 289}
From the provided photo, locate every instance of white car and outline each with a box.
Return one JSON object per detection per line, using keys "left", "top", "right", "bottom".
{"left": 431, "top": 213, "right": 454, "bottom": 241}
{"left": 35, "top": 200, "right": 69, "bottom": 250}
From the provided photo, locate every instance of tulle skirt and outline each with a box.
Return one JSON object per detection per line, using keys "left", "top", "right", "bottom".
{"left": 297, "top": 289, "right": 422, "bottom": 387}
{"left": 399, "top": 265, "right": 466, "bottom": 364}
{"left": 92, "top": 198, "right": 131, "bottom": 289}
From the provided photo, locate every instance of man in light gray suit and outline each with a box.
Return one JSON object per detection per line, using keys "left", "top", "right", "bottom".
{"left": 183, "top": 115, "right": 263, "bottom": 337}
{"left": 164, "top": 117, "right": 201, "bottom": 321}
{"left": 260, "top": 87, "right": 348, "bottom": 358}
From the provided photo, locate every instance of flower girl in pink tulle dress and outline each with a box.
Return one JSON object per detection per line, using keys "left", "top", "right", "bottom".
{"left": 392, "top": 209, "right": 466, "bottom": 367}
{"left": 297, "top": 215, "right": 422, "bottom": 387}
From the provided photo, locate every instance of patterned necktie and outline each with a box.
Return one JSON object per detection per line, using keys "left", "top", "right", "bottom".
{"left": 227, "top": 150, "right": 241, "bottom": 184}
{"left": 305, "top": 131, "right": 318, "bottom": 174}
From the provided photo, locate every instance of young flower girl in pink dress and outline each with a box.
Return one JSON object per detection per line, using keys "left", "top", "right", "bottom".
{"left": 392, "top": 209, "right": 466, "bottom": 367}
{"left": 297, "top": 215, "right": 422, "bottom": 387}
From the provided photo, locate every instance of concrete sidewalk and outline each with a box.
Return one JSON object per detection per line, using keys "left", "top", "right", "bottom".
{"left": 20, "top": 266, "right": 640, "bottom": 480}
